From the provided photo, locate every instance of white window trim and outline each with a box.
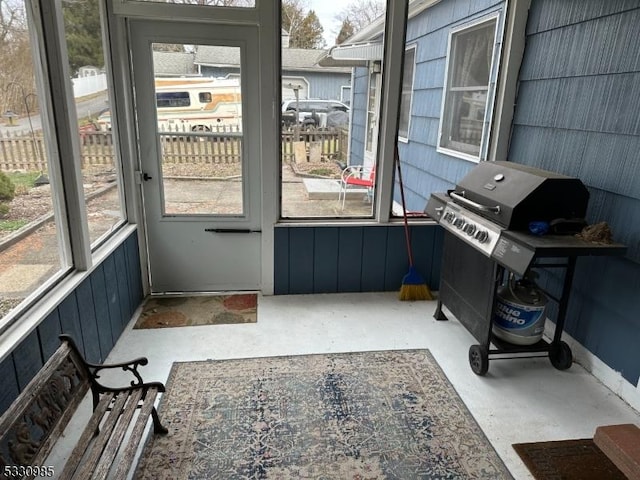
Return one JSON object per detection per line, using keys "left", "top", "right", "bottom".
{"left": 436, "top": 12, "right": 501, "bottom": 163}
{"left": 0, "top": 0, "right": 134, "bottom": 337}
{"left": 340, "top": 85, "right": 351, "bottom": 104}
{"left": 398, "top": 44, "right": 416, "bottom": 143}
{"left": 112, "top": 0, "right": 258, "bottom": 23}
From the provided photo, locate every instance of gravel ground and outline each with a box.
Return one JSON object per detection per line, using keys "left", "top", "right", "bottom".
{"left": 0, "top": 161, "right": 340, "bottom": 319}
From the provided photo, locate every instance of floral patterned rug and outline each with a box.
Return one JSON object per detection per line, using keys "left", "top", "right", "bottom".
{"left": 134, "top": 350, "right": 512, "bottom": 479}
{"left": 133, "top": 294, "right": 257, "bottom": 329}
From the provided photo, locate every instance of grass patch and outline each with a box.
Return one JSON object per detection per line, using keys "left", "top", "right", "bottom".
{"left": 5, "top": 171, "right": 41, "bottom": 195}
{"left": 308, "top": 168, "right": 336, "bottom": 177}
{"left": 0, "top": 219, "right": 28, "bottom": 232}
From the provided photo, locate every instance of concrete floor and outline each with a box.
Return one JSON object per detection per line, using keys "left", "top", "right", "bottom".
{"left": 46, "top": 292, "right": 640, "bottom": 479}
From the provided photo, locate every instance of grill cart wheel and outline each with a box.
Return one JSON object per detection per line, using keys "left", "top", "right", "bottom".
{"left": 469, "top": 344, "right": 489, "bottom": 376}
{"left": 549, "top": 341, "right": 573, "bottom": 370}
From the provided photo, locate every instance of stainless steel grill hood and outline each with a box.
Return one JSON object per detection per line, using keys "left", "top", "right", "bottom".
{"left": 451, "top": 161, "right": 590, "bottom": 230}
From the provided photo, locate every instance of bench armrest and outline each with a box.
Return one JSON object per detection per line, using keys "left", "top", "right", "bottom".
{"left": 59, "top": 334, "right": 165, "bottom": 401}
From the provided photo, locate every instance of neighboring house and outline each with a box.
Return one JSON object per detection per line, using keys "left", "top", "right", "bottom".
{"left": 194, "top": 32, "right": 351, "bottom": 102}
{"left": 77, "top": 65, "right": 101, "bottom": 77}
{"left": 152, "top": 51, "right": 198, "bottom": 77}
{"left": 328, "top": 0, "right": 640, "bottom": 401}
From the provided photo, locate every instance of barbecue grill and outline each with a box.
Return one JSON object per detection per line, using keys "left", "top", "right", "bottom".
{"left": 425, "top": 161, "right": 626, "bottom": 375}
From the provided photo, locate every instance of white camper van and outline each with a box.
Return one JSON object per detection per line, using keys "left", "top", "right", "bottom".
{"left": 97, "top": 77, "right": 242, "bottom": 132}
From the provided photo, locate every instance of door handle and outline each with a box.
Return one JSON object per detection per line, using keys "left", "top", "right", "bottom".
{"left": 204, "top": 228, "right": 261, "bottom": 233}
{"left": 142, "top": 172, "right": 153, "bottom": 181}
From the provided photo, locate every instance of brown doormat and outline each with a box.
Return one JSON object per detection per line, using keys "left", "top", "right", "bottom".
{"left": 513, "top": 439, "right": 627, "bottom": 480}
{"left": 134, "top": 294, "right": 257, "bottom": 329}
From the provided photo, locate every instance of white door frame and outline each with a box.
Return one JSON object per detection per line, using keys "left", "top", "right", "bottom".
{"left": 130, "top": 19, "right": 262, "bottom": 293}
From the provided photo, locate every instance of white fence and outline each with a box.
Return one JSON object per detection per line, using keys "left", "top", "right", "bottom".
{"left": 72, "top": 73, "right": 107, "bottom": 98}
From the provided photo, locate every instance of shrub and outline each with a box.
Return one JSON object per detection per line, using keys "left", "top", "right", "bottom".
{"left": 0, "top": 172, "right": 15, "bottom": 217}
{"left": 0, "top": 172, "right": 15, "bottom": 202}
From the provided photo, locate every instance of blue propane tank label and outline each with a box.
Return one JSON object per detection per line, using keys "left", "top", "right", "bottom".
{"left": 493, "top": 298, "right": 545, "bottom": 332}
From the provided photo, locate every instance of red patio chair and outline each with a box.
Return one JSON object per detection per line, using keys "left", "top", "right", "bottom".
{"left": 338, "top": 165, "right": 376, "bottom": 210}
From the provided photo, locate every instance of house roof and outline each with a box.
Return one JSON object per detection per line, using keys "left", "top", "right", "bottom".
{"left": 152, "top": 51, "right": 197, "bottom": 76}
{"left": 319, "top": 0, "right": 442, "bottom": 66}
{"left": 194, "top": 45, "right": 351, "bottom": 73}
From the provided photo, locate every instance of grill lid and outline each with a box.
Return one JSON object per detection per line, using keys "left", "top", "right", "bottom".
{"left": 452, "top": 161, "right": 589, "bottom": 230}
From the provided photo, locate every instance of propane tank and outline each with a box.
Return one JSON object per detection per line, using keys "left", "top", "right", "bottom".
{"left": 492, "top": 273, "right": 548, "bottom": 345}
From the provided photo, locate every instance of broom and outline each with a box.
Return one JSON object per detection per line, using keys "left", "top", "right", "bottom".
{"left": 396, "top": 144, "right": 434, "bottom": 301}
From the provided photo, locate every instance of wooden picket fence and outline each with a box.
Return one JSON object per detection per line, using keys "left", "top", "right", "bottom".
{"left": 0, "top": 127, "right": 347, "bottom": 172}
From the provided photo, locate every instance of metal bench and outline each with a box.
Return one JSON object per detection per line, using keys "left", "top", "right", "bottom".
{"left": 0, "top": 334, "right": 166, "bottom": 479}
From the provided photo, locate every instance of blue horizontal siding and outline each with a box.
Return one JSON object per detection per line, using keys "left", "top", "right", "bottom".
{"left": 274, "top": 224, "right": 443, "bottom": 295}
{"left": 514, "top": 75, "right": 640, "bottom": 135}
{"left": 526, "top": 0, "right": 640, "bottom": 35}
{"left": 510, "top": 0, "right": 640, "bottom": 386}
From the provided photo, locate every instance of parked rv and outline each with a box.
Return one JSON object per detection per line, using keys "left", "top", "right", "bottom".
{"left": 97, "top": 77, "right": 242, "bottom": 132}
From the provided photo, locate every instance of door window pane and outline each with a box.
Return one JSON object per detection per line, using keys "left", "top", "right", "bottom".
{"left": 280, "top": 0, "right": 386, "bottom": 218}
{"left": 151, "top": 44, "right": 244, "bottom": 216}
{"left": 62, "top": 0, "right": 126, "bottom": 247}
{"left": 0, "top": 0, "right": 70, "bottom": 327}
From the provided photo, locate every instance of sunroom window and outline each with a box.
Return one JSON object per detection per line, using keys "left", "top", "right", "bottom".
{"left": 0, "top": 0, "right": 71, "bottom": 330}
{"left": 438, "top": 16, "right": 498, "bottom": 161}
{"left": 62, "top": 0, "right": 127, "bottom": 248}
{"left": 398, "top": 45, "right": 416, "bottom": 142}
{"left": 280, "top": 0, "right": 387, "bottom": 219}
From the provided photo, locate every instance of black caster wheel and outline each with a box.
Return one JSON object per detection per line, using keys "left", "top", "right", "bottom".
{"left": 549, "top": 341, "right": 573, "bottom": 370}
{"left": 469, "top": 344, "right": 489, "bottom": 376}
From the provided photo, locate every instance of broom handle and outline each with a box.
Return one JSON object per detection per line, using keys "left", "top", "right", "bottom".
{"left": 395, "top": 143, "right": 414, "bottom": 267}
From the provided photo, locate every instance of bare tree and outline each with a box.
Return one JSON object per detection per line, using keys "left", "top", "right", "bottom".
{"left": 0, "top": 0, "right": 36, "bottom": 116}
{"left": 335, "top": 0, "right": 385, "bottom": 33}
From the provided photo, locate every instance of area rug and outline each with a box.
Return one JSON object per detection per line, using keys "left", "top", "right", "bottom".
{"left": 133, "top": 294, "right": 257, "bottom": 329}
{"left": 134, "top": 349, "right": 513, "bottom": 479}
{"left": 513, "top": 439, "right": 627, "bottom": 480}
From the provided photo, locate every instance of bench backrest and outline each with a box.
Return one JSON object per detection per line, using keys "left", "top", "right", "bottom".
{"left": 0, "top": 341, "right": 90, "bottom": 473}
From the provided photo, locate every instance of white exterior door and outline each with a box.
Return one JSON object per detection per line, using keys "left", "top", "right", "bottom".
{"left": 131, "top": 20, "right": 261, "bottom": 293}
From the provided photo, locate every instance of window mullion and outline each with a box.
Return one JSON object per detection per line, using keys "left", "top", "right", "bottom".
{"left": 376, "top": 0, "right": 409, "bottom": 223}
{"left": 38, "top": 0, "right": 92, "bottom": 271}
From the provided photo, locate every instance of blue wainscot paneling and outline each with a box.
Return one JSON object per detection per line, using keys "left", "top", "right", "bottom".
{"left": 274, "top": 224, "right": 443, "bottom": 295}
{"left": 0, "top": 231, "right": 145, "bottom": 417}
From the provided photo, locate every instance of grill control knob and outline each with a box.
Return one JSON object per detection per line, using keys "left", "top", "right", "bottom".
{"left": 454, "top": 218, "right": 465, "bottom": 229}
{"left": 464, "top": 224, "right": 477, "bottom": 236}
{"left": 443, "top": 212, "right": 455, "bottom": 224}
{"left": 475, "top": 230, "right": 489, "bottom": 243}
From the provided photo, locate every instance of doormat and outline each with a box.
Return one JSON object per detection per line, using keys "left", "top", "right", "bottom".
{"left": 134, "top": 350, "right": 513, "bottom": 479}
{"left": 513, "top": 439, "right": 627, "bottom": 480}
{"left": 133, "top": 294, "right": 257, "bottom": 329}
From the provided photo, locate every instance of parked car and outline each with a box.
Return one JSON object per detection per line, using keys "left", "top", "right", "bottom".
{"left": 281, "top": 99, "right": 350, "bottom": 128}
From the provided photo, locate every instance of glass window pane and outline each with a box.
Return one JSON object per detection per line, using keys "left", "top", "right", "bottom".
{"left": 151, "top": 44, "right": 244, "bottom": 216}
{"left": 398, "top": 47, "right": 415, "bottom": 139}
{"left": 280, "top": 0, "right": 386, "bottom": 218}
{"left": 62, "top": 0, "right": 126, "bottom": 247}
{"left": 451, "top": 24, "right": 494, "bottom": 88}
{"left": 439, "top": 18, "right": 497, "bottom": 157}
{"left": 0, "top": 0, "right": 70, "bottom": 326}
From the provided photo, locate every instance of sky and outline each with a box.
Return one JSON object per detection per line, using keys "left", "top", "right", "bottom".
{"left": 307, "top": 0, "right": 344, "bottom": 47}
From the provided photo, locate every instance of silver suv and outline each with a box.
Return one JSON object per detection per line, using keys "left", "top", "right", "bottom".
{"left": 281, "top": 99, "right": 349, "bottom": 127}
